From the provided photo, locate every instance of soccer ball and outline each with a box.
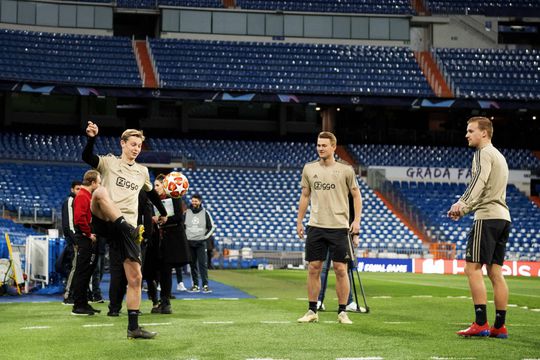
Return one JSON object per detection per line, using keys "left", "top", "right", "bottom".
{"left": 162, "top": 171, "right": 189, "bottom": 199}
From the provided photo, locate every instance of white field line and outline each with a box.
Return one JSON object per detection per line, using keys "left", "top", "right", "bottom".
{"left": 21, "top": 326, "right": 50, "bottom": 330}
{"left": 82, "top": 324, "right": 114, "bottom": 328}
{"left": 260, "top": 321, "right": 292, "bottom": 324}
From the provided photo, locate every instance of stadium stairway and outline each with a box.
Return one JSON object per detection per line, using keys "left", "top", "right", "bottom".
{"left": 134, "top": 40, "right": 158, "bottom": 88}
{"left": 372, "top": 189, "right": 432, "bottom": 245}
{"left": 335, "top": 145, "right": 357, "bottom": 167}
{"left": 414, "top": 51, "right": 453, "bottom": 98}
{"left": 410, "top": 0, "right": 430, "bottom": 15}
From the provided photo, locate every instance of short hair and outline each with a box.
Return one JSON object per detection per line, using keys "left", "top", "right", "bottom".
{"left": 71, "top": 180, "right": 82, "bottom": 189}
{"left": 318, "top": 131, "right": 337, "bottom": 146}
{"left": 82, "top": 170, "right": 100, "bottom": 186}
{"left": 155, "top": 173, "right": 165, "bottom": 182}
{"left": 192, "top": 194, "right": 202, "bottom": 202}
{"left": 121, "top": 129, "right": 145, "bottom": 142}
{"left": 468, "top": 116, "right": 493, "bottom": 139}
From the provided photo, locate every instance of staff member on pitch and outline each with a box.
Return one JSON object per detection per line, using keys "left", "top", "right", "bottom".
{"left": 71, "top": 170, "right": 101, "bottom": 316}
{"left": 83, "top": 121, "right": 168, "bottom": 339}
{"left": 448, "top": 117, "right": 511, "bottom": 339}
{"left": 296, "top": 131, "right": 362, "bottom": 325}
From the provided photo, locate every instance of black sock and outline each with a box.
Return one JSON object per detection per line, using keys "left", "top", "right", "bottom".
{"left": 128, "top": 309, "right": 139, "bottom": 331}
{"left": 338, "top": 304, "right": 347, "bottom": 314}
{"left": 494, "top": 309, "right": 506, "bottom": 329}
{"left": 308, "top": 301, "right": 317, "bottom": 313}
{"left": 474, "top": 304, "right": 487, "bottom": 326}
{"left": 114, "top": 216, "right": 133, "bottom": 237}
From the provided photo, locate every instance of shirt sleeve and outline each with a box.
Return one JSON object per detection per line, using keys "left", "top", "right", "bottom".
{"left": 459, "top": 149, "right": 492, "bottom": 215}
{"left": 142, "top": 168, "right": 152, "bottom": 192}
{"left": 300, "top": 165, "right": 309, "bottom": 188}
{"left": 347, "top": 166, "right": 359, "bottom": 191}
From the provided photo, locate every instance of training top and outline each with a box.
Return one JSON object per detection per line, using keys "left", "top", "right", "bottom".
{"left": 459, "top": 143, "right": 511, "bottom": 221}
{"left": 301, "top": 159, "right": 359, "bottom": 229}
{"left": 97, "top": 154, "right": 152, "bottom": 227}
{"left": 73, "top": 187, "right": 93, "bottom": 238}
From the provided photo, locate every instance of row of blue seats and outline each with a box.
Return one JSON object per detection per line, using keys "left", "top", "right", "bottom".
{"left": 348, "top": 144, "right": 540, "bottom": 170}
{"left": 150, "top": 38, "right": 432, "bottom": 96}
{"left": 426, "top": 0, "right": 540, "bottom": 16}
{"left": 0, "top": 29, "right": 140, "bottom": 88}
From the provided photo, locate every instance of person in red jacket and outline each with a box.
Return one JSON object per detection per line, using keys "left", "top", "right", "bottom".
{"left": 71, "top": 170, "right": 102, "bottom": 316}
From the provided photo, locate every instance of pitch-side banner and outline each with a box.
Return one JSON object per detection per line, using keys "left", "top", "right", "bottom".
{"left": 370, "top": 166, "right": 530, "bottom": 185}
{"left": 413, "top": 259, "right": 540, "bottom": 277}
{"left": 355, "top": 258, "right": 540, "bottom": 277}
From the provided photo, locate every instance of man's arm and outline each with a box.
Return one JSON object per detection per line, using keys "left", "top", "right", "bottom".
{"left": 61, "top": 197, "right": 76, "bottom": 245}
{"left": 82, "top": 121, "right": 99, "bottom": 168}
{"left": 448, "top": 151, "right": 492, "bottom": 219}
{"left": 146, "top": 189, "right": 167, "bottom": 218}
{"left": 204, "top": 211, "right": 216, "bottom": 239}
{"left": 296, "top": 186, "right": 310, "bottom": 239}
{"left": 350, "top": 186, "right": 362, "bottom": 231}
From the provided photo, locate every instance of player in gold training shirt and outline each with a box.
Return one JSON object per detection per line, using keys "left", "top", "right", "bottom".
{"left": 83, "top": 122, "right": 167, "bottom": 339}
{"left": 296, "top": 131, "right": 362, "bottom": 325}
{"left": 448, "top": 117, "right": 511, "bottom": 339}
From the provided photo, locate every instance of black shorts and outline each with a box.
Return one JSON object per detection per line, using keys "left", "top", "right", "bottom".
{"left": 465, "top": 219, "right": 511, "bottom": 265}
{"left": 305, "top": 226, "right": 352, "bottom": 263}
{"left": 92, "top": 216, "right": 142, "bottom": 264}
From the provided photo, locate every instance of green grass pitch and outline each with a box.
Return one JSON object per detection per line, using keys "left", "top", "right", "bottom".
{"left": 1, "top": 270, "right": 539, "bottom": 360}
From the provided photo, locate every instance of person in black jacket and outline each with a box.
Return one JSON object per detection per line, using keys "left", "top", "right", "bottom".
{"left": 60, "top": 180, "right": 82, "bottom": 305}
{"left": 151, "top": 174, "right": 191, "bottom": 314}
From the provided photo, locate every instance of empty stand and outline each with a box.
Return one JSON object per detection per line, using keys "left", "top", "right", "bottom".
{"left": 348, "top": 143, "right": 540, "bottom": 171}
{"left": 0, "top": 29, "right": 141, "bottom": 87}
{"left": 149, "top": 39, "right": 434, "bottom": 96}
{"left": 434, "top": 47, "right": 540, "bottom": 100}
{"left": 426, "top": 0, "right": 540, "bottom": 16}
{"left": 236, "top": 0, "right": 414, "bottom": 14}
{"left": 393, "top": 181, "right": 539, "bottom": 260}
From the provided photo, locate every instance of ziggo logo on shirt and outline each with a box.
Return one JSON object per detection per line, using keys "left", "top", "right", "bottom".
{"left": 314, "top": 181, "right": 336, "bottom": 190}
{"left": 116, "top": 176, "right": 139, "bottom": 191}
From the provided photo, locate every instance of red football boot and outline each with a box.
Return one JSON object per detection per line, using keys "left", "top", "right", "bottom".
{"left": 489, "top": 325, "right": 508, "bottom": 339}
{"left": 456, "top": 322, "right": 490, "bottom": 337}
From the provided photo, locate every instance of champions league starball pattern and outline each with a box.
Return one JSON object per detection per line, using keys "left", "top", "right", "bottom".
{"left": 162, "top": 171, "right": 189, "bottom": 198}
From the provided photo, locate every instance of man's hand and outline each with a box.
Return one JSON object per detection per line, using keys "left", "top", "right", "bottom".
{"left": 351, "top": 234, "right": 360, "bottom": 247}
{"left": 447, "top": 201, "right": 465, "bottom": 221}
{"left": 90, "top": 234, "right": 97, "bottom": 243}
{"left": 158, "top": 216, "right": 168, "bottom": 225}
{"left": 296, "top": 222, "right": 304, "bottom": 240}
{"left": 86, "top": 121, "right": 99, "bottom": 137}
{"left": 349, "top": 220, "right": 360, "bottom": 236}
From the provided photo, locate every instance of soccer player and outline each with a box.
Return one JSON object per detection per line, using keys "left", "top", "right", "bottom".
{"left": 71, "top": 170, "right": 101, "bottom": 316}
{"left": 83, "top": 121, "right": 168, "bottom": 339}
{"left": 296, "top": 131, "right": 362, "bottom": 325}
{"left": 448, "top": 117, "right": 511, "bottom": 339}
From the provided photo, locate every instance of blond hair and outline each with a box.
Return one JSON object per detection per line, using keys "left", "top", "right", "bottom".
{"left": 318, "top": 131, "right": 337, "bottom": 146}
{"left": 468, "top": 117, "right": 493, "bottom": 139}
{"left": 121, "top": 129, "right": 145, "bottom": 142}
{"left": 82, "top": 169, "right": 100, "bottom": 186}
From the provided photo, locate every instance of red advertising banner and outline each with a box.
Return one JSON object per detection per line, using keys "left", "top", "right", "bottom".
{"left": 413, "top": 259, "right": 540, "bottom": 277}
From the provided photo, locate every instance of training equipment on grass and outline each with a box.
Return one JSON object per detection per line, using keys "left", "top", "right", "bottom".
{"left": 163, "top": 171, "right": 189, "bottom": 199}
